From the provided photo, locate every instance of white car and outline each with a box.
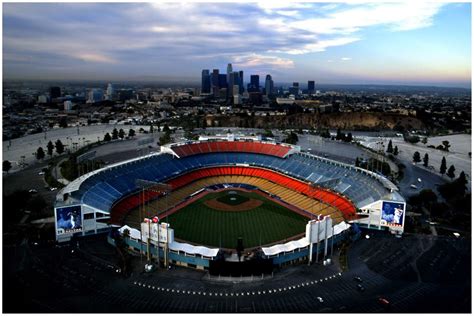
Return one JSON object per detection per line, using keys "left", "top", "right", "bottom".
{"left": 417, "top": 178, "right": 422, "bottom": 182}
{"left": 410, "top": 184, "right": 418, "bottom": 189}
{"left": 28, "top": 189, "right": 38, "bottom": 193}
{"left": 38, "top": 171, "right": 45, "bottom": 175}
{"left": 50, "top": 187, "right": 57, "bottom": 191}
{"left": 317, "top": 297, "right": 324, "bottom": 303}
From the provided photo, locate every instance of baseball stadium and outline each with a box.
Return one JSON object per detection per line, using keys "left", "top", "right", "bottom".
{"left": 54, "top": 134, "right": 406, "bottom": 273}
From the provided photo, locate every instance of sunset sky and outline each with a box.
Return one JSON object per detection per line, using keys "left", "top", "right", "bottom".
{"left": 3, "top": 2, "right": 471, "bottom": 87}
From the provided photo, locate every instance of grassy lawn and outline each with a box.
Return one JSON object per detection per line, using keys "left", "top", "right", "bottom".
{"left": 166, "top": 190, "right": 308, "bottom": 249}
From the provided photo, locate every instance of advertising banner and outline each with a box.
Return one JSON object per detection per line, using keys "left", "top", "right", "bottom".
{"left": 56, "top": 205, "right": 82, "bottom": 236}
{"left": 380, "top": 201, "right": 406, "bottom": 229}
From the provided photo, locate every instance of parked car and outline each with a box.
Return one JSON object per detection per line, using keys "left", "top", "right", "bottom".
{"left": 316, "top": 297, "right": 324, "bottom": 303}
{"left": 357, "top": 284, "right": 365, "bottom": 292}
{"left": 28, "top": 189, "right": 38, "bottom": 193}
{"left": 354, "top": 276, "right": 363, "bottom": 282}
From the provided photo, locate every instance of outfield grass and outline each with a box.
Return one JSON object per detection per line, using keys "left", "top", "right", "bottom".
{"left": 166, "top": 190, "right": 308, "bottom": 249}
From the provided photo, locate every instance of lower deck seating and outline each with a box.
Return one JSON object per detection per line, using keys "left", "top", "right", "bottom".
{"left": 120, "top": 174, "right": 345, "bottom": 229}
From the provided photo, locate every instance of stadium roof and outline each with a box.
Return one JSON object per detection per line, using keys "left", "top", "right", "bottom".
{"left": 261, "top": 222, "right": 351, "bottom": 256}
{"left": 118, "top": 225, "right": 219, "bottom": 258}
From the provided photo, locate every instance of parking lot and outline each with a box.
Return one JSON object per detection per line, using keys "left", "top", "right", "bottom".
{"left": 4, "top": 231, "right": 470, "bottom": 313}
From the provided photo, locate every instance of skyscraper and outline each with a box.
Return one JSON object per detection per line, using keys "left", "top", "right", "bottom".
{"left": 218, "top": 74, "right": 227, "bottom": 89}
{"left": 265, "top": 74, "right": 274, "bottom": 96}
{"left": 201, "top": 69, "right": 211, "bottom": 94}
{"left": 248, "top": 75, "right": 260, "bottom": 92}
{"left": 226, "top": 64, "right": 233, "bottom": 99}
{"left": 87, "top": 88, "right": 104, "bottom": 103}
{"left": 106, "top": 83, "right": 114, "bottom": 100}
{"left": 289, "top": 82, "right": 299, "bottom": 95}
{"left": 239, "top": 70, "right": 244, "bottom": 93}
{"left": 212, "top": 69, "right": 220, "bottom": 97}
{"left": 226, "top": 63, "right": 233, "bottom": 87}
{"left": 308, "top": 80, "right": 315, "bottom": 94}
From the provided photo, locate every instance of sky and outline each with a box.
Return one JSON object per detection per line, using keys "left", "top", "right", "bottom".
{"left": 3, "top": 2, "right": 471, "bottom": 87}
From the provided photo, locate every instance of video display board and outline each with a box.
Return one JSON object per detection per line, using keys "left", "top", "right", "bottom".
{"left": 380, "top": 201, "right": 405, "bottom": 229}
{"left": 56, "top": 205, "right": 82, "bottom": 235}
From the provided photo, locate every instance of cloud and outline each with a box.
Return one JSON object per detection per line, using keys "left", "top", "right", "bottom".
{"left": 341, "top": 57, "right": 352, "bottom": 61}
{"left": 2, "top": 2, "right": 451, "bottom": 80}
{"left": 232, "top": 53, "right": 294, "bottom": 69}
{"left": 74, "top": 53, "right": 117, "bottom": 64}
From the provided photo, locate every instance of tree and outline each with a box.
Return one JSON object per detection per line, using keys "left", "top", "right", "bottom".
{"left": 440, "top": 156, "right": 447, "bottom": 175}
{"left": 163, "top": 124, "right": 170, "bottom": 133}
{"left": 159, "top": 131, "right": 172, "bottom": 145}
{"left": 55, "top": 139, "right": 64, "bottom": 154}
{"left": 128, "top": 129, "right": 135, "bottom": 137}
{"left": 36, "top": 147, "right": 45, "bottom": 160}
{"left": 447, "top": 165, "right": 456, "bottom": 180}
{"left": 47, "top": 141, "right": 54, "bottom": 157}
{"left": 457, "top": 171, "right": 468, "bottom": 192}
{"left": 442, "top": 140, "right": 450, "bottom": 152}
{"left": 393, "top": 146, "right": 399, "bottom": 156}
{"left": 118, "top": 128, "right": 125, "bottom": 140}
{"left": 336, "top": 128, "right": 343, "bottom": 140}
{"left": 387, "top": 140, "right": 393, "bottom": 153}
{"left": 355, "top": 157, "right": 360, "bottom": 167}
{"left": 413, "top": 151, "right": 421, "bottom": 163}
{"left": 3, "top": 160, "right": 12, "bottom": 173}
{"left": 59, "top": 117, "right": 68, "bottom": 128}
{"left": 149, "top": 124, "right": 154, "bottom": 134}
{"left": 421, "top": 137, "right": 428, "bottom": 145}
{"left": 104, "top": 133, "right": 112, "bottom": 142}
{"left": 423, "top": 153, "right": 429, "bottom": 167}
{"left": 112, "top": 128, "right": 118, "bottom": 140}
{"left": 345, "top": 132, "right": 353, "bottom": 142}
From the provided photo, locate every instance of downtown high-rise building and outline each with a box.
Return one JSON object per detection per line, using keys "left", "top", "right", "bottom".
{"left": 264, "top": 74, "right": 274, "bottom": 96}
{"left": 308, "top": 80, "right": 315, "bottom": 94}
{"left": 211, "top": 69, "right": 220, "bottom": 97}
{"left": 106, "top": 83, "right": 115, "bottom": 100}
{"left": 87, "top": 88, "right": 104, "bottom": 103}
{"left": 226, "top": 64, "right": 233, "bottom": 99}
{"left": 201, "top": 69, "right": 211, "bottom": 94}
{"left": 239, "top": 70, "right": 244, "bottom": 93}
{"left": 248, "top": 75, "right": 260, "bottom": 93}
{"left": 289, "top": 82, "right": 299, "bottom": 95}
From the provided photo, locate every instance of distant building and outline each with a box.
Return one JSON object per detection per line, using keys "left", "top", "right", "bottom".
{"left": 50, "top": 86, "right": 61, "bottom": 99}
{"left": 239, "top": 70, "right": 244, "bottom": 93}
{"left": 64, "top": 100, "right": 73, "bottom": 111}
{"left": 218, "top": 74, "right": 227, "bottom": 89}
{"left": 106, "top": 83, "right": 115, "bottom": 101}
{"left": 88, "top": 89, "right": 104, "bottom": 103}
{"left": 201, "top": 69, "right": 211, "bottom": 94}
{"left": 211, "top": 69, "right": 220, "bottom": 97}
{"left": 308, "top": 81, "right": 315, "bottom": 94}
{"left": 248, "top": 75, "right": 260, "bottom": 93}
{"left": 265, "top": 74, "right": 274, "bottom": 96}
{"left": 289, "top": 82, "right": 299, "bottom": 96}
{"left": 38, "top": 95, "right": 49, "bottom": 104}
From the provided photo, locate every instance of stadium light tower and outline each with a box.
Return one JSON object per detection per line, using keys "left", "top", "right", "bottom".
{"left": 135, "top": 179, "right": 172, "bottom": 267}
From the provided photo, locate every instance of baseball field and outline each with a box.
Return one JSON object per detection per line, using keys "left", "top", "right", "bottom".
{"left": 166, "top": 190, "right": 308, "bottom": 249}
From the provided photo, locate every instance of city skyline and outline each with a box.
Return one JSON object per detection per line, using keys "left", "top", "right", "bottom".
{"left": 3, "top": 2, "right": 471, "bottom": 88}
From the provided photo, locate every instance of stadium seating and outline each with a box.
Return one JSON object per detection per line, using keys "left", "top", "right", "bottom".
{"left": 66, "top": 141, "right": 394, "bottom": 226}
{"left": 120, "top": 174, "right": 345, "bottom": 229}
{"left": 170, "top": 141, "right": 291, "bottom": 158}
